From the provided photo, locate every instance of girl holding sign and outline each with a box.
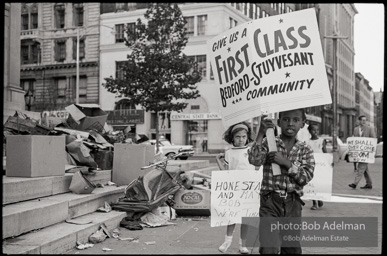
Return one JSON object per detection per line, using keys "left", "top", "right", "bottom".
{"left": 216, "top": 122, "right": 255, "bottom": 254}
{"left": 306, "top": 123, "right": 327, "bottom": 210}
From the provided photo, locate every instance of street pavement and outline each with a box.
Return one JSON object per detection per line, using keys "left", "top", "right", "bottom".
{"left": 65, "top": 157, "right": 383, "bottom": 255}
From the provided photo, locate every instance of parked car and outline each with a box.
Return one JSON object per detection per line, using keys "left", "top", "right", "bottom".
{"left": 141, "top": 139, "right": 194, "bottom": 160}
{"left": 319, "top": 135, "right": 349, "bottom": 161}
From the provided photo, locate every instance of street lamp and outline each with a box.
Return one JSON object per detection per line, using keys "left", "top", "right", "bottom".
{"left": 76, "top": 24, "right": 115, "bottom": 104}
{"left": 324, "top": 34, "right": 347, "bottom": 161}
{"left": 24, "top": 89, "right": 35, "bottom": 111}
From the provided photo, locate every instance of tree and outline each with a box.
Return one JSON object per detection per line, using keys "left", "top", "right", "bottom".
{"left": 103, "top": 3, "right": 201, "bottom": 154}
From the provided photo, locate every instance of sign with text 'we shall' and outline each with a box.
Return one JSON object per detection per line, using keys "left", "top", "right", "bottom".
{"left": 207, "top": 8, "right": 331, "bottom": 127}
{"left": 211, "top": 170, "right": 262, "bottom": 227}
{"left": 347, "top": 137, "right": 378, "bottom": 163}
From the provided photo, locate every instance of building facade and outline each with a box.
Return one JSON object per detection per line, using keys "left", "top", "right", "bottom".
{"left": 355, "top": 72, "right": 375, "bottom": 129}
{"left": 3, "top": 3, "right": 26, "bottom": 123}
{"left": 19, "top": 3, "right": 101, "bottom": 114}
{"left": 318, "top": 3, "right": 358, "bottom": 140}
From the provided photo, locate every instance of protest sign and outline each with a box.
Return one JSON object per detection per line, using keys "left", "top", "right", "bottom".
{"left": 207, "top": 8, "right": 331, "bottom": 127}
{"left": 347, "top": 137, "right": 378, "bottom": 163}
{"left": 303, "top": 153, "right": 333, "bottom": 201}
{"left": 211, "top": 170, "right": 262, "bottom": 227}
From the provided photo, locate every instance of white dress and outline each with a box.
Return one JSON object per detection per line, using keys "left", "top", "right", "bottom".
{"left": 306, "top": 138, "right": 324, "bottom": 153}
{"left": 224, "top": 146, "right": 256, "bottom": 170}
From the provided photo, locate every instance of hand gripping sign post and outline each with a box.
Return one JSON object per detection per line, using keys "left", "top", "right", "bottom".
{"left": 207, "top": 8, "right": 332, "bottom": 175}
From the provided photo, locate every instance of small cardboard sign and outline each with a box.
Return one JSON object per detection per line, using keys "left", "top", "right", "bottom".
{"left": 347, "top": 137, "right": 378, "bottom": 163}
{"left": 302, "top": 153, "right": 333, "bottom": 201}
{"left": 207, "top": 8, "right": 331, "bottom": 127}
{"left": 211, "top": 170, "right": 262, "bottom": 227}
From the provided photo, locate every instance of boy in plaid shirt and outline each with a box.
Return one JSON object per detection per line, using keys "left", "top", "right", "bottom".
{"left": 248, "top": 108, "right": 315, "bottom": 254}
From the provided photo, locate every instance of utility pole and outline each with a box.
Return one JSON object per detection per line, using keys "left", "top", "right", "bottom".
{"left": 76, "top": 29, "right": 80, "bottom": 104}
{"left": 324, "top": 34, "right": 347, "bottom": 161}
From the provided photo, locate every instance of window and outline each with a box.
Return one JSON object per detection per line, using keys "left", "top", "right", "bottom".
{"left": 21, "top": 13, "right": 29, "bottom": 30}
{"left": 21, "top": 80, "right": 35, "bottom": 92}
{"left": 115, "top": 24, "right": 125, "bottom": 43}
{"left": 197, "top": 15, "right": 207, "bottom": 36}
{"left": 55, "top": 4, "right": 65, "bottom": 29}
{"left": 287, "top": 6, "right": 293, "bottom": 13}
{"left": 189, "top": 55, "right": 207, "bottom": 81}
{"left": 56, "top": 78, "right": 67, "bottom": 98}
{"left": 229, "top": 17, "right": 238, "bottom": 29}
{"left": 31, "top": 12, "right": 38, "bottom": 29}
{"left": 210, "top": 64, "right": 214, "bottom": 80}
{"left": 78, "top": 76, "right": 87, "bottom": 97}
{"left": 184, "top": 16, "right": 194, "bottom": 36}
{"left": 73, "top": 3, "right": 84, "bottom": 27}
{"left": 116, "top": 3, "right": 127, "bottom": 12}
{"left": 73, "top": 38, "right": 85, "bottom": 60}
{"left": 127, "top": 22, "right": 136, "bottom": 39}
{"left": 55, "top": 40, "right": 66, "bottom": 62}
{"left": 20, "top": 40, "right": 40, "bottom": 64}
{"left": 257, "top": 6, "right": 261, "bottom": 18}
{"left": 116, "top": 61, "right": 126, "bottom": 80}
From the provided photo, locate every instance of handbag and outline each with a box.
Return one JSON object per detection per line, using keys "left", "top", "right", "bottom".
{"left": 69, "top": 171, "right": 96, "bottom": 194}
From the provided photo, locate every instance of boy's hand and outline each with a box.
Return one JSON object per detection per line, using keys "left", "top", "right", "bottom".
{"left": 258, "top": 116, "right": 276, "bottom": 135}
{"left": 266, "top": 151, "right": 292, "bottom": 169}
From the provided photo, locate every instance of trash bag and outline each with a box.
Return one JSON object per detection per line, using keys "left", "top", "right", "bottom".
{"left": 111, "top": 165, "right": 184, "bottom": 213}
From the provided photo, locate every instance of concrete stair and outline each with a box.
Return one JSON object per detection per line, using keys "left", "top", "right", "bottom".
{"left": 2, "top": 159, "right": 213, "bottom": 254}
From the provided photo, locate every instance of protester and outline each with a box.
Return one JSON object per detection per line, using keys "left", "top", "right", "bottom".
{"left": 306, "top": 123, "right": 327, "bottom": 210}
{"left": 248, "top": 108, "right": 315, "bottom": 254}
{"left": 348, "top": 115, "right": 376, "bottom": 189}
{"left": 216, "top": 121, "right": 255, "bottom": 254}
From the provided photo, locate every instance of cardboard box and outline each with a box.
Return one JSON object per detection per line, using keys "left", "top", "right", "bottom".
{"left": 112, "top": 144, "right": 155, "bottom": 185}
{"left": 6, "top": 135, "right": 66, "bottom": 177}
{"left": 65, "top": 104, "right": 108, "bottom": 132}
{"left": 173, "top": 189, "right": 211, "bottom": 216}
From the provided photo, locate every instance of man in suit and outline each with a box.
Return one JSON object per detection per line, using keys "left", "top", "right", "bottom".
{"left": 348, "top": 115, "right": 376, "bottom": 189}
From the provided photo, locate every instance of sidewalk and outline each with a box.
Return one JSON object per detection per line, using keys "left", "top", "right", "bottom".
{"left": 64, "top": 158, "right": 383, "bottom": 255}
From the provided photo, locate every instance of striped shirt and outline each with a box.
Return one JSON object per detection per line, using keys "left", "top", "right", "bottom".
{"left": 248, "top": 136, "right": 315, "bottom": 197}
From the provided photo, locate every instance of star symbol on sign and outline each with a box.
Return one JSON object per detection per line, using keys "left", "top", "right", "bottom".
{"left": 239, "top": 97, "right": 242, "bottom": 101}
{"left": 232, "top": 100, "right": 235, "bottom": 104}
{"left": 236, "top": 98, "right": 239, "bottom": 103}
{"left": 279, "top": 19, "right": 284, "bottom": 23}
{"left": 285, "top": 72, "right": 290, "bottom": 78}
{"left": 227, "top": 47, "right": 231, "bottom": 53}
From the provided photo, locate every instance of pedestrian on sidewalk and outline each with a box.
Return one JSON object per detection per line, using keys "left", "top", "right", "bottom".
{"left": 216, "top": 121, "right": 255, "bottom": 254}
{"left": 306, "top": 123, "right": 326, "bottom": 210}
{"left": 248, "top": 108, "right": 315, "bottom": 254}
{"left": 349, "top": 115, "right": 376, "bottom": 189}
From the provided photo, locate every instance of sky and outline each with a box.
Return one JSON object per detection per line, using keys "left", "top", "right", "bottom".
{"left": 354, "top": 3, "right": 384, "bottom": 92}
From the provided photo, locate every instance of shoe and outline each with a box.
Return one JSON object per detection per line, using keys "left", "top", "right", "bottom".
{"left": 239, "top": 247, "right": 249, "bottom": 254}
{"left": 348, "top": 184, "right": 356, "bottom": 189}
{"left": 318, "top": 201, "right": 324, "bottom": 207}
{"left": 311, "top": 205, "right": 317, "bottom": 210}
{"left": 360, "top": 185, "right": 373, "bottom": 189}
{"left": 219, "top": 236, "right": 233, "bottom": 253}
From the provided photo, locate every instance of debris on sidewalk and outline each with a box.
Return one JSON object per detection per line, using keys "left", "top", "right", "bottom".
{"left": 76, "top": 241, "right": 94, "bottom": 250}
{"left": 102, "top": 247, "right": 113, "bottom": 251}
{"left": 140, "top": 207, "right": 176, "bottom": 227}
{"left": 89, "top": 223, "right": 111, "bottom": 244}
{"left": 144, "top": 241, "right": 156, "bottom": 245}
{"left": 97, "top": 201, "right": 112, "bottom": 213}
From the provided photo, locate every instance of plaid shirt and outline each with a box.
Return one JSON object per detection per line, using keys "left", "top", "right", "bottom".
{"left": 248, "top": 136, "right": 315, "bottom": 197}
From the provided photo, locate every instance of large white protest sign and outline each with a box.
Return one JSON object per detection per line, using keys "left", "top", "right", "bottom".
{"left": 211, "top": 170, "right": 262, "bottom": 227}
{"left": 207, "top": 8, "right": 331, "bottom": 127}
{"left": 347, "top": 137, "right": 378, "bottom": 163}
{"left": 303, "top": 153, "right": 333, "bottom": 201}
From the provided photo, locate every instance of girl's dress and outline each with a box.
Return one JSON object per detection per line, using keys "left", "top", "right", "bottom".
{"left": 306, "top": 137, "right": 324, "bottom": 153}
{"left": 224, "top": 146, "right": 256, "bottom": 170}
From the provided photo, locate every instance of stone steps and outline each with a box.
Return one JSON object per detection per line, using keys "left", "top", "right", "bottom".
{"left": 2, "top": 159, "right": 213, "bottom": 254}
{"left": 2, "top": 185, "right": 125, "bottom": 239}
{"left": 3, "top": 171, "right": 112, "bottom": 205}
{"left": 3, "top": 210, "right": 128, "bottom": 254}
